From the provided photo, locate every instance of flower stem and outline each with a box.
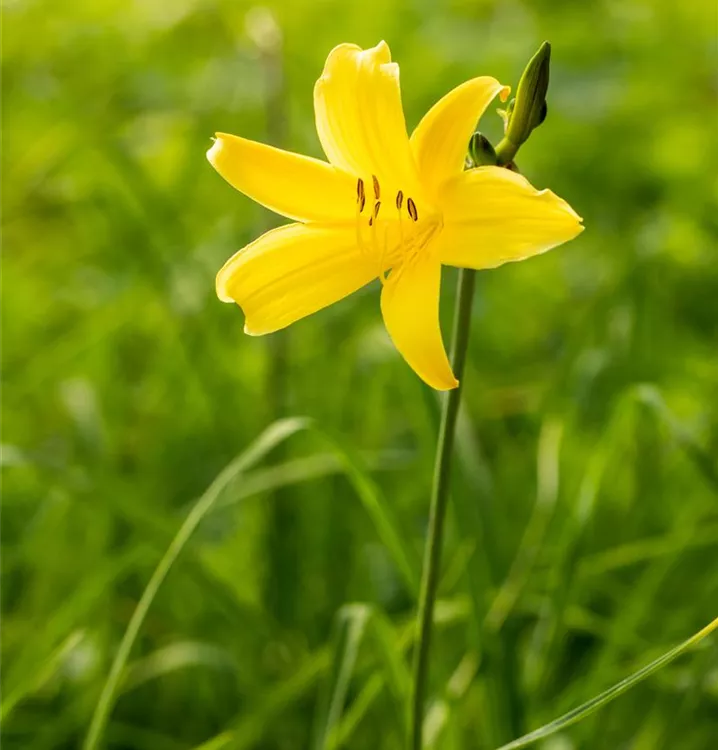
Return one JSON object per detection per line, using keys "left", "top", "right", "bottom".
{"left": 409, "top": 267, "right": 477, "bottom": 750}
{"left": 494, "top": 137, "right": 520, "bottom": 168}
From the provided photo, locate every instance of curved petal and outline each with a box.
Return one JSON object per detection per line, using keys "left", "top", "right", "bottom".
{"left": 207, "top": 133, "right": 357, "bottom": 222}
{"left": 314, "top": 41, "right": 423, "bottom": 201}
{"left": 410, "top": 77, "right": 509, "bottom": 194}
{"left": 217, "top": 223, "right": 377, "bottom": 334}
{"left": 436, "top": 167, "right": 584, "bottom": 269}
{"left": 380, "top": 258, "right": 458, "bottom": 390}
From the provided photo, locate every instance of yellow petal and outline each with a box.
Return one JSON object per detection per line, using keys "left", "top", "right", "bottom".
{"left": 380, "top": 258, "right": 458, "bottom": 390}
{"left": 314, "top": 42, "right": 423, "bottom": 201}
{"left": 207, "top": 133, "right": 357, "bottom": 222}
{"left": 217, "top": 223, "right": 377, "bottom": 334}
{"left": 436, "top": 167, "right": 584, "bottom": 269}
{"left": 410, "top": 77, "right": 509, "bottom": 194}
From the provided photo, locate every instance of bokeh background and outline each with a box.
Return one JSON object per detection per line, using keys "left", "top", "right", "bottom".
{"left": 3, "top": 0, "right": 718, "bottom": 748}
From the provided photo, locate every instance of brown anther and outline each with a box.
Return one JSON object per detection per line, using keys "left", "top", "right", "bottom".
{"left": 373, "top": 200, "right": 381, "bottom": 218}
{"left": 372, "top": 174, "right": 381, "bottom": 200}
{"left": 407, "top": 197, "right": 418, "bottom": 222}
{"left": 356, "top": 178, "right": 366, "bottom": 212}
{"left": 368, "top": 216, "right": 374, "bottom": 227}
{"left": 395, "top": 190, "right": 404, "bottom": 210}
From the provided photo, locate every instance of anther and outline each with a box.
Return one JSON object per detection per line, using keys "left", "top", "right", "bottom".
{"left": 373, "top": 201, "right": 381, "bottom": 218}
{"left": 368, "top": 216, "right": 373, "bottom": 227}
{"left": 395, "top": 190, "right": 404, "bottom": 210}
{"left": 372, "top": 174, "right": 381, "bottom": 200}
{"left": 407, "top": 197, "right": 418, "bottom": 222}
{"left": 356, "top": 178, "right": 366, "bottom": 213}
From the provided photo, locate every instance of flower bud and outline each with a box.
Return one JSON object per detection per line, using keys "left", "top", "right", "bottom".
{"left": 467, "top": 132, "right": 497, "bottom": 167}
{"left": 505, "top": 41, "right": 551, "bottom": 146}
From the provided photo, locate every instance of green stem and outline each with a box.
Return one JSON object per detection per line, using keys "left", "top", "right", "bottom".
{"left": 494, "top": 137, "right": 520, "bottom": 168}
{"left": 409, "top": 267, "right": 477, "bottom": 750}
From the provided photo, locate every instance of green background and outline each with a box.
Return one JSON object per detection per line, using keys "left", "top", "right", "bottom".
{"left": 3, "top": 0, "right": 717, "bottom": 748}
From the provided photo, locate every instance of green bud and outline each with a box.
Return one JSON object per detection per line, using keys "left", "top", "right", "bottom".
{"left": 536, "top": 100, "right": 548, "bottom": 128}
{"left": 506, "top": 41, "right": 550, "bottom": 146}
{"left": 495, "top": 41, "right": 551, "bottom": 166}
{"left": 467, "top": 132, "right": 497, "bottom": 167}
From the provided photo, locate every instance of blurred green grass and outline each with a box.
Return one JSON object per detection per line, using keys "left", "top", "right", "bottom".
{"left": 2, "top": 0, "right": 718, "bottom": 748}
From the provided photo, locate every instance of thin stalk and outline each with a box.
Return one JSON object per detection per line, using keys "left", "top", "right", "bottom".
{"left": 494, "top": 137, "right": 520, "bottom": 168}
{"left": 409, "top": 268, "right": 477, "bottom": 750}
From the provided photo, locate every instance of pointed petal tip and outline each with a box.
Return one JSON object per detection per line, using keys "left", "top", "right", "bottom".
{"left": 534, "top": 186, "right": 585, "bottom": 226}
{"left": 375, "top": 40, "right": 391, "bottom": 58}
{"left": 469, "top": 77, "right": 511, "bottom": 103}
{"left": 564, "top": 201, "right": 585, "bottom": 228}
{"left": 552, "top": 198, "right": 585, "bottom": 242}
{"left": 405, "top": 364, "right": 459, "bottom": 391}
{"left": 433, "top": 374, "right": 460, "bottom": 391}
{"left": 562, "top": 208, "right": 585, "bottom": 245}
{"left": 463, "top": 77, "right": 510, "bottom": 103}
{"left": 562, "top": 219, "right": 585, "bottom": 245}
{"left": 206, "top": 133, "right": 226, "bottom": 166}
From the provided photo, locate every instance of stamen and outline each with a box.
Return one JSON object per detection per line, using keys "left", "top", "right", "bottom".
{"left": 407, "top": 197, "right": 418, "bottom": 222}
{"left": 395, "top": 190, "right": 404, "bottom": 210}
{"left": 356, "top": 193, "right": 369, "bottom": 257}
{"left": 373, "top": 200, "right": 381, "bottom": 218}
{"left": 372, "top": 174, "right": 381, "bottom": 200}
{"left": 356, "top": 178, "right": 366, "bottom": 213}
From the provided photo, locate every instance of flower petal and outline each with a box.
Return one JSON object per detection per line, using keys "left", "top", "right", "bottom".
{"left": 436, "top": 167, "right": 584, "bottom": 269}
{"left": 217, "top": 223, "right": 378, "bottom": 334}
{"left": 207, "top": 133, "right": 357, "bottom": 222}
{"left": 410, "top": 77, "right": 509, "bottom": 194}
{"left": 380, "top": 258, "right": 458, "bottom": 390}
{"left": 314, "top": 42, "right": 423, "bottom": 200}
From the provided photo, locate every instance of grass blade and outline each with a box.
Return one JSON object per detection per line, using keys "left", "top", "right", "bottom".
{"left": 316, "top": 428, "right": 421, "bottom": 596}
{"left": 0, "top": 630, "right": 86, "bottom": 722}
{"left": 495, "top": 616, "right": 718, "bottom": 750}
{"left": 313, "top": 604, "right": 372, "bottom": 750}
{"left": 83, "top": 417, "right": 311, "bottom": 750}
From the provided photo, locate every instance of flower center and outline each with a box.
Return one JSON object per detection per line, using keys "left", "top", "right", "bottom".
{"left": 355, "top": 175, "right": 441, "bottom": 283}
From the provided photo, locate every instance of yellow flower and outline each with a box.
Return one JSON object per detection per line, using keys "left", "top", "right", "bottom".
{"left": 208, "top": 41, "right": 583, "bottom": 390}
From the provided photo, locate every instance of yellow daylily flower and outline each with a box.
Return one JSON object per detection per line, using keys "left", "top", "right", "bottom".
{"left": 208, "top": 41, "right": 583, "bottom": 390}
